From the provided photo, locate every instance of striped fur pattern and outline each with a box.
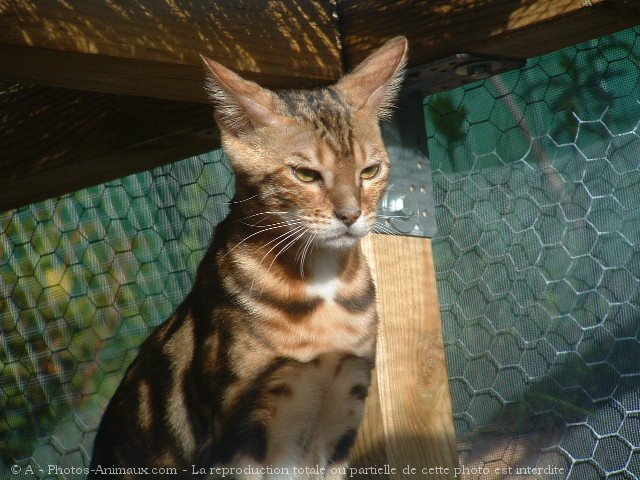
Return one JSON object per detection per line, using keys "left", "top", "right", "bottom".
{"left": 89, "top": 37, "right": 408, "bottom": 479}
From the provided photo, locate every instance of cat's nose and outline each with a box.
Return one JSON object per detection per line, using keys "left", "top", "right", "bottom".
{"left": 335, "top": 207, "right": 361, "bottom": 226}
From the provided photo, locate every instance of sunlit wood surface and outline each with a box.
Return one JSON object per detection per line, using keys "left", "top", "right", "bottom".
{"left": 338, "top": 0, "right": 640, "bottom": 69}
{"left": 355, "top": 235, "right": 458, "bottom": 479}
{"left": 0, "top": 0, "right": 342, "bottom": 102}
{"left": 1, "top": 0, "right": 639, "bottom": 210}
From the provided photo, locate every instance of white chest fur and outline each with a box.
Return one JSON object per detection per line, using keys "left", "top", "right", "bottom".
{"left": 306, "top": 253, "right": 342, "bottom": 302}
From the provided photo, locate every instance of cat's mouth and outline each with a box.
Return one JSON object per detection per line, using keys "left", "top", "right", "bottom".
{"left": 305, "top": 214, "right": 374, "bottom": 249}
{"left": 323, "top": 233, "right": 359, "bottom": 249}
{"left": 321, "top": 227, "right": 370, "bottom": 249}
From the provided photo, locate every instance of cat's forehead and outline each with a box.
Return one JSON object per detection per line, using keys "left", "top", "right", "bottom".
{"left": 278, "top": 87, "right": 353, "bottom": 157}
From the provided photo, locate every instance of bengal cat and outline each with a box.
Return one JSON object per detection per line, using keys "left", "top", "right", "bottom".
{"left": 89, "top": 36, "right": 407, "bottom": 479}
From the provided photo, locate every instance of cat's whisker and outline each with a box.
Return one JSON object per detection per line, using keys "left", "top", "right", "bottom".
{"left": 265, "top": 228, "right": 308, "bottom": 288}
{"left": 373, "top": 223, "right": 396, "bottom": 235}
{"left": 241, "top": 215, "right": 299, "bottom": 229}
{"left": 235, "top": 210, "right": 289, "bottom": 225}
{"left": 249, "top": 226, "right": 305, "bottom": 294}
{"left": 254, "top": 217, "right": 299, "bottom": 226}
{"left": 376, "top": 227, "right": 399, "bottom": 236}
{"left": 239, "top": 219, "right": 300, "bottom": 229}
{"left": 385, "top": 186, "right": 414, "bottom": 192}
{"left": 237, "top": 210, "right": 287, "bottom": 219}
{"left": 374, "top": 220, "right": 395, "bottom": 230}
{"left": 298, "top": 233, "right": 316, "bottom": 279}
{"left": 249, "top": 228, "right": 305, "bottom": 296}
{"left": 243, "top": 221, "right": 303, "bottom": 257}
{"left": 294, "top": 237, "right": 307, "bottom": 263}
{"left": 228, "top": 194, "right": 259, "bottom": 204}
{"left": 374, "top": 221, "right": 400, "bottom": 236}
{"left": 376, "top": 214, "right": 409, "bottom": 219}
{"left": 258, "top": 225, "right": 304, "bottom": 250}
{"left": 294, "top": 230, "right": 314, "bottom": 262}
{"left": 295, "top": 233, "right": 312, "bottom": 273}
{"left": 222, "top": 222, "right": 297, "bottom": 258}
{"left": 208, "top": 193, "right": 260, "bottom": 205}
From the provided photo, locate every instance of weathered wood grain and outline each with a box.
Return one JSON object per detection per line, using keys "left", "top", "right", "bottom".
{"left": 0, "top": 0, "right": 342, "bottom": 102}
{"left": 0, "top": 83, "right": 218, "bottom": 211}
{"left": 337, "top": 0, "right": 640, "bottom": 69}
{"left": 356, "top": 235, "right": 459, "bottom": 479}
{"left": 2, "top": 0, "right": 639, "bottom": 210}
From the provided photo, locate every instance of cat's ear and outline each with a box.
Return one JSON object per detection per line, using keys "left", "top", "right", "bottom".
{"left": 201, "top": 55, "right": 289, "bottom": 135}
{"left": 336, "top": 36, "right": 408, "bottom": 119}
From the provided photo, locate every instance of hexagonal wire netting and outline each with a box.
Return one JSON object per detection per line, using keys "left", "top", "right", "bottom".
{"left": 427, "top": 27, "right": 640, "bottom": 479}
{"left": 0, "top": 152, "right": 235, "bottom": 477}
{"left": 0, "top": 27, "right": 639, "bottom": 480}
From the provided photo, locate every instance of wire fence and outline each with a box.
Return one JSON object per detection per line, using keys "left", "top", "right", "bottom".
{"left": 428, "top": 26, "right": 640, "bottom": 479}
{"left": 1, "top": 151, "right": 234, "bottom": 477}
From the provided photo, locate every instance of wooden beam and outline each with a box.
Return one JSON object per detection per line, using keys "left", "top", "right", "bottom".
{"left": 3, "top": 1, "right": 639, "bottom": 210}
{"left": 2, "top": 0, "right": 638, "bottom": 103}
{"left": 0, "top": 83, "right": 219, "bottom": 211}
{"left": 337, "top": 0, "right": 640, "bottom": 69}
{"left": 355, "top": 235, "right": 459, "bottom": 479}
{"left": 0, "top": 0, "right": 342, "bottom": 103}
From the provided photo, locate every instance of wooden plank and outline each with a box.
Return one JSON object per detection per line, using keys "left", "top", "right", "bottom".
{"left": 351, "top": 371, "right": 392, "bottom": 480}
{"left": 337, "top": 0, "right": 640, "bottom": 69}
{"left": 0, "top": 83, "right": 219, "bottom": 211}
{"left": 355, "top": 234, "right": 458, "bottom": 479}
{"left": 0, "top": 0, "right": 342, "bottom": 102}
{"left": 1, "top": 0, "right": 638, "bottom": 102}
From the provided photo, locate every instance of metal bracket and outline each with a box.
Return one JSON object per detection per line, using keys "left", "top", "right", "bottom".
{"left": 404, "top": 53, "right": 526, "bottom": 96}
{"left": 380, "top": 53, "right": 525, "bottom": 238}
{"left": 380, "top": 92, "right": 437, "bottom": 238}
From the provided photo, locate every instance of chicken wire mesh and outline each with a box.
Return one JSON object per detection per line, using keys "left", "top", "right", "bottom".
{"left": 427, "top": 27, "right": 640, "bottom": 479}
{"left": 0, "top": 151, "right": 234, "bottom": 477}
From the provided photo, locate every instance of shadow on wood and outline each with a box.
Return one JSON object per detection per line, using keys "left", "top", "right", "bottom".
{"left": 337, "top": 0, "right": 640, "bottom": 70}
{"left": 355, "top": 235, "right": 459, "bottom": 479}
{"left": 0, "top": 0, "right": 342, "bottom": 102}
{"left": 0, "top": 82, "right": 219, "bottom": 211}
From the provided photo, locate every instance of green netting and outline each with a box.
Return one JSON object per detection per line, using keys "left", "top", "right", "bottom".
{"left": 428, "top": 27, "right": 640, "bottom": 478}
{"left": 1, "top": 151, "right": 234, "bottom": 477}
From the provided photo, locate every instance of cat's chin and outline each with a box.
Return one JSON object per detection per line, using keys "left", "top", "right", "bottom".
{"left": 321, "top": 233, "right": 363, "bottom": 250}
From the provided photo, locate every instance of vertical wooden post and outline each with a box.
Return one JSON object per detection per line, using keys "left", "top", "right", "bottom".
{"left": 352, "top": 234, "right": 458, "bottom": 479}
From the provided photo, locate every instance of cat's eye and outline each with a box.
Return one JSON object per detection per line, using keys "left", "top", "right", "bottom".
{"left": 293, "top": 167, "right": 322, "bottom": 183}
{"left": 360, "top": 164, "right": 380, "bottom": 179}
